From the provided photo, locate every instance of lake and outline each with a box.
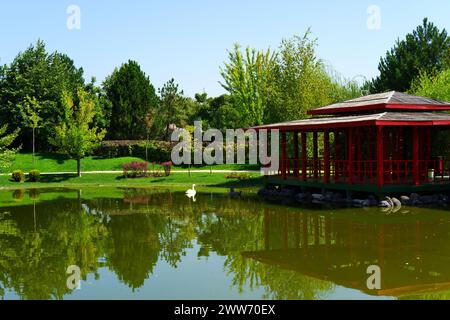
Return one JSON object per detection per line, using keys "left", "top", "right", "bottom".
{"left": 0, "top": 187, "right": 449, "bottom": 300}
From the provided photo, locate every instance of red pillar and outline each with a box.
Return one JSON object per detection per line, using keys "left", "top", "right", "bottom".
{"left": 399, "top": 127, "right": 404, "bottom": 157}
{"left": 324, "top": 130, "right": 330, "bottom": 183}
{"left": 413, "top": 127, "right": 420, "bottom": 186}
{"left": 377, "top": 126, "right": 384, "bottom": 187}
{"left": 313, "top": 131, "right": 318, "bottom": 180}
{"left": 348, "top": 128, "right": 354, "bottom": 184}
{"left": 301, "top": 132, "right": 307, "bottom": 181}
{"left": 368, "top": 127, "right": 374, "bottom": 182}
{"left": 281, "top": 131, "right": 287, "bottom": 179}
{"left": 293, "top": 132, "right": 299, "bottom": 177}
{"left": 334, "top": 131, "right": 340, "bottom": 182}
{"left": 425, "top": 127, "right": 431, "bottom": 182}
{"left": 355, "top": 128, "right": 361, "bottom": 182}
{"left": 399, "top": 128, "right": 404, "bottom": 183}
{"left": 264, "top": 209, "right": 270, "bottom": 250}
{"left": 378, "top": 225, "right": 385, "bottom": 271}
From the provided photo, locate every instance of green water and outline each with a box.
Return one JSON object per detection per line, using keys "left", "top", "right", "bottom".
{"left": 1, "top": 187, "right": 450, "bottom": 300}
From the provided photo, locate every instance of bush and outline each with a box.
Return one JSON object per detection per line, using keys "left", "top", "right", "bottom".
{"left": 29, "top": 189, "right": 40, "bottom": 200}
{"left": 12, "top": 189, "right": 25, "bottom": 201}
{"left": 11, "top": 170, "right": 25, "bottom": 182}
{"left": 225, "top": 172, "right": 252, "bottom": 180}
{"left": 28, "top": 169, "right": 41, "bottom": 182}
{"left": 123, "top": 161, "right": 148, "bottom": 178}
{"left": 147, "top": 162, "right": 164, "bottom": 177}
{"left": 161, "top": 161, "right": 172, "bottom": 177}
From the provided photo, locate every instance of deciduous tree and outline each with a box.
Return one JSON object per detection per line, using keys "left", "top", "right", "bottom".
{"left": 21, "top": 96, "right": 42, "bottom": 164}
{"left": 0, "top": 125, "right": 20, "bottom": 172}
{"left": 49, "top": 90, "right": 106, "bottom": 177}
{"left": 0, "top": 40, "right": 85, "bottom": 149}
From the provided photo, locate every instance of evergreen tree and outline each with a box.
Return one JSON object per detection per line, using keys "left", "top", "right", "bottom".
{"left": 103, "top": 60, "right": 159, "bottom": 140}
{"left": 368, "top": 18, "right": 450, "bottom": 93}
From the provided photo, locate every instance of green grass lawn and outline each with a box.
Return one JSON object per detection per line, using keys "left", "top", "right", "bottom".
{"left": 0, "top": 171, "right": 264, "bottom": 190}
{"left": 8, "top": 153, "right": 260, "bottom": 173}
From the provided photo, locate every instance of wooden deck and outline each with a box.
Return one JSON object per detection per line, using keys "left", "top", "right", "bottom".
{"left": 265, "top": 175, "right": 450, "bottom": 194}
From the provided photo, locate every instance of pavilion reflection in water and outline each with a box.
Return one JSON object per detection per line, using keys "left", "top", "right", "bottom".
{"left": 243, "top": 209, "right": 450, "bottom": 297}
{"left": 2, "top": 188, "right": 450, "bottom": 299}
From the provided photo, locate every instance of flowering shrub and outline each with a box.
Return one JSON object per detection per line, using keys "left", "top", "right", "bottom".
{"left": 123, "top": 161, "right": 148, "bottom": 178}
{"left": 123, "top": 161, "right": 172, "bottom": 178}
{"left": 148, "top": 161, "right": 164, "bottom": 177}
{"left": 161, "top": 161, "right": 172, "bottom": 176}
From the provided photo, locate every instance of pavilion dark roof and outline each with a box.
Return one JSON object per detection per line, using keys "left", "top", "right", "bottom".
{"left": 308, "top": 91, "right": 450, "bottom": 115}
{"left": 251, "top": 112, "right": 450, "bottom": 130}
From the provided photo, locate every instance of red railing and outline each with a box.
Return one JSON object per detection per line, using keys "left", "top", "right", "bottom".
{"left": 278, "top": 158, "right": 450, "bottom": 185}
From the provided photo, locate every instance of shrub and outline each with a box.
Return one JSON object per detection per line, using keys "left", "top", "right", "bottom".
{"left": 225, "top": 172, "right": 252, "bottom": 180}
{"left": 148, "top": 162, "right": 165, "bottom": 177}
{"left": 123, "top": 161, "right": 148, "bottom": 178}
{"left": 11, "top": 170, "right": 25, "bottom": 182}
{"left": 29, "top": 189, "right": 40, "bottom": 200}
{"left": 161, "top": 161, "right": 172, "bottom": 177}
{"left": 28, "top": 169, "right": 41, "bottom": 182}
{"left": 12, "top": 189, "right": 25, "bottom": 201}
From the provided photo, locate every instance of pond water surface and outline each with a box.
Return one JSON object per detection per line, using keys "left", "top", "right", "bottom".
{"left": 1, "top": 187, "right": 450, "bottom": 300}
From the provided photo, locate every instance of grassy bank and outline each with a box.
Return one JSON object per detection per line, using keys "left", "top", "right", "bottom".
{"left": 8, "top": 153, "right": 260, "bottom": 173}
{"left": 0, "top": 183, "right": 264, "bottom": 208}
{"left": 0, "top": 171, "right": 264, "bottom": 190}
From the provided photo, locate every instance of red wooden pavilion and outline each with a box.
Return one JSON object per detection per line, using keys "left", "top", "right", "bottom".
{"left": 253, "top": 91, "right": 450, "bottom": 193}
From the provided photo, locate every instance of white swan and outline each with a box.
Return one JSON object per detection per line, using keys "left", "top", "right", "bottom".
{"left": 186, "top": 184, "right": 196, "bottom": 199}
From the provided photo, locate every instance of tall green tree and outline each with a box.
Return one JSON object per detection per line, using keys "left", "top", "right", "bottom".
{"left": 0, "top": 40, "right": 85, "bottom": 149}
{"left": 49, "top": 90, "right": 106, "bottom": 177}
{"left": 220, "top": 30, "right": 361, "bottom": 126}
{"left": 411, "top": 68, "right": 450, "bottom": 100}
{"left": 272, "top": 32, "right": 347, "bottom": 122}
{"left": 220, "top": 45, "right": 278, "bottom": 127}
{"left": 207, "top": 94, "right": 242, "bottom": 131}
{"left": 410, "top": 68, "right": 450, "bottom": 158}
{"left": 157, "top": 78, "right": 187, "bottom": 140}
{"left": 85, "top": 77, "right": 113, "bottom": 131}
{"left": 367, "top": 18, "right": 450, "bottom": 93}
{"left": 103, "top": 60, "right": 159, "bottom": 140}
{"left": 21, "top": 96, "right": 42, "bottom": 164}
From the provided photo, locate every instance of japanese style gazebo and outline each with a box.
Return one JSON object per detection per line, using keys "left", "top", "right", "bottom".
{"left": 253, "top": 91, "right": 450, "bottom": 194}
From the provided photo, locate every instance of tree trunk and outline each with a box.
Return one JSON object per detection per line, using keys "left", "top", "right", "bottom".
{"left": 145, "top": 132, "right": 149, "bottom": 161}
{"left": 32, "top": 127, "right": 35, "bottom": 165}
{"left": 77, "top": 158, "right": 81, "bottom": 177}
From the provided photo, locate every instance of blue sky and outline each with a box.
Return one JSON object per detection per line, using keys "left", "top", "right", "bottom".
{"left": 1, "top": 0, "right": 450, "bottom": 96}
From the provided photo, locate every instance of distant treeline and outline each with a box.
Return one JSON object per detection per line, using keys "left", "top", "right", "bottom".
{"left": 1, "top": 18, "right": 450, "bottom": 153}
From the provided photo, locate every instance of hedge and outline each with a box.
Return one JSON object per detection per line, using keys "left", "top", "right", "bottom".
{"left": 95, "top": 139, "right": 261, "bottom": 166}
{"left": 94, "top": 140, "right": 173, "bottom": 162}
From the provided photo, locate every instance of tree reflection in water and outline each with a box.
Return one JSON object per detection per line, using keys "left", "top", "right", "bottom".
{"left": 1, "top": 187, "right": 450, "bottom": 300}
